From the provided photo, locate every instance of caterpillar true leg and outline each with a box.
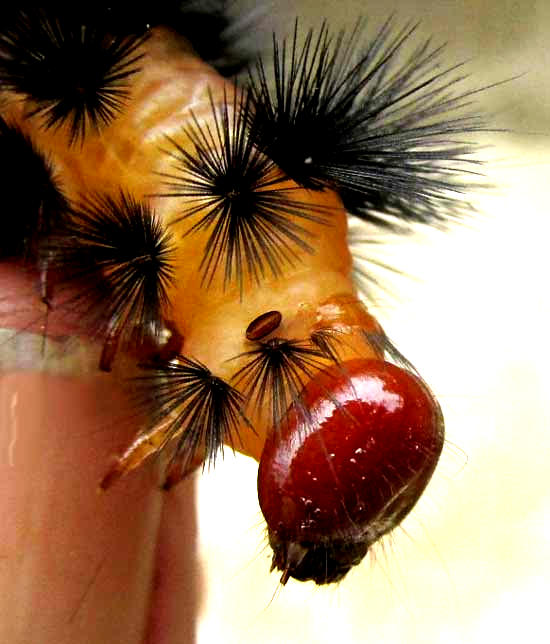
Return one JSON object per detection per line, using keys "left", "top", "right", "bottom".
{"left": 0, "top": 7, "right": 485, "bottom": 585}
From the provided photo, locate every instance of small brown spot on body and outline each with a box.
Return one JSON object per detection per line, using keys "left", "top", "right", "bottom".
{"left": 245, "top": 310, "right": 282, "bottom": 341}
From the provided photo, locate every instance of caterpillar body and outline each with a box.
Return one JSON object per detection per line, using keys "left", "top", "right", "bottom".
{"left": 0, "top": 5, "right": 483, "bottom": 585}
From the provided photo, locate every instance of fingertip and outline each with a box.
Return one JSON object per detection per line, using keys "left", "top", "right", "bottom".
{"left": 145, "top": 474, "right": 202, "bottom": 644}
{"left": 0, "top": 367, "right": 164, "bottom": 643}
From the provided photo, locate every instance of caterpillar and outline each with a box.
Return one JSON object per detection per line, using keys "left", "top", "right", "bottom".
{"left": 0, "top": 4, "right": 485, "bottom": 586}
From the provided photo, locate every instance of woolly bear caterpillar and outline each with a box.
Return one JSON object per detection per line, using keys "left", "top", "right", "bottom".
{"left": 0, "top": 4, "right": 485, "bottom": 585}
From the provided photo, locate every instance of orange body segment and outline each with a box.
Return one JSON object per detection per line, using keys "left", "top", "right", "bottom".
{"left": 1, "top": 27, "right": 381, "bottom": 468}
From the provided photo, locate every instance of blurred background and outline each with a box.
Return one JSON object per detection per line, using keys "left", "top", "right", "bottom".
{"left": 195, "top": 1, "right": 550, "bottom": 643}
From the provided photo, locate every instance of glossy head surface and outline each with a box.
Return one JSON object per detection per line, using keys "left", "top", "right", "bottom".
{"left": 258, "top": 359, "right": 445, "bottom": 584}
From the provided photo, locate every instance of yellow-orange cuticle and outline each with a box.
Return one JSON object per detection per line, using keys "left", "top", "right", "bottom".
{"left": 1, "top": 26, "right": 387, "bottom": 464}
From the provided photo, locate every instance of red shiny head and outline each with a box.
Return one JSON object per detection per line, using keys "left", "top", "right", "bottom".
{"left": 257, "top": 358, "right": 444, "bottom": 584}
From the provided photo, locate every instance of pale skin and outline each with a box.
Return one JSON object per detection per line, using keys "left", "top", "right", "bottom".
{"left": 0, "top": 291, "right": 200, "bottom": 643}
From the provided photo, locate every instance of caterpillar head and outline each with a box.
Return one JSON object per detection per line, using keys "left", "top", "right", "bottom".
{"left": 258, "top": 358, "right": 444, "bottom": 584}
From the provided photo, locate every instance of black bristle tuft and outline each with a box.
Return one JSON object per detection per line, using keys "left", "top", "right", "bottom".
{"left": 137, "top": 355, "right": 248, "bottom": 468}
{"left": 246, "top": 18, "right": 487, "bottom": 229}
{"left": 160, "top": 89, "right": 327, "bottom": 292}
{"left": 231, "top": 337, "right": 326, "bottom": 429}
{"left": 22, "top": 2, "right": 263, "bottom": 77}
{"left": 0, "top": 8, "right": 147, "bottom": 145}
{"left": 0, "top": 117, "right": 67, "bottom": 261}
{"left": 310, "top": 327, "right": 346, "bottom": 363}
{"left": 43, "top": 192, "right": 175, "bottom": 370}
{"left": 362, "top": 329, "right": 423, "bottom": 378}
